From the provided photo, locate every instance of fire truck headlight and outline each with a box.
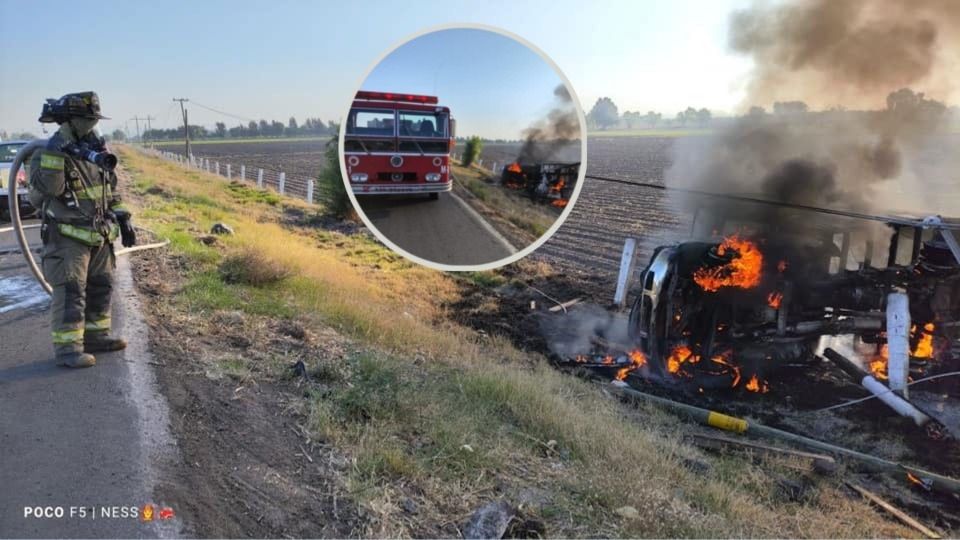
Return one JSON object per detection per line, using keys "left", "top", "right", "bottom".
{"left": 425, "top": 173, "right": 441, "bottom": 182}
{"left": 351, "top": 173, "right": 369, "bottom": 183}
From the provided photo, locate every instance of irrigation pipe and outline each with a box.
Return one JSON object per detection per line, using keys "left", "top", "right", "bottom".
{"left": 609, "top": 380, "right": 960, "bottom": 496}
{"left": 7, "top": 141, "right": 169, "bottom": 295}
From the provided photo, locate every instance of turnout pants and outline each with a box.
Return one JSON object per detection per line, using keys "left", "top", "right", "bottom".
{"left": 41, "top": 226, "right": 115, "bottom": 356}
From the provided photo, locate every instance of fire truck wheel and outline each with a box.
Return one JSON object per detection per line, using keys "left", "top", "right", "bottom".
{"left": 428, "top": 193, "right": 440, "bottom": 201}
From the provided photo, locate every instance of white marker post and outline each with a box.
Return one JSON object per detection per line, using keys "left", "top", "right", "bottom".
{"left": 886, "top": 291, "right": 911, "bottom": 398}
{"left": 306, "top": 179, "right": 314, "bottom": 203}
{"left": 226, "top": 164, "right": 231, "bottom": 180}
{"left": 257, "top": 169, "right": 264, "bottom": 188}
{"left": 278, "top": 172, "right": 286, "bottom": 195}
{"left": 240, "top": 164, "right": 245, "bottom": 181}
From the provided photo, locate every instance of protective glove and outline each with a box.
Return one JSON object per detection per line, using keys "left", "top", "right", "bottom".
{"left": 114, "top": 210, "right": 137, "bottom": 248}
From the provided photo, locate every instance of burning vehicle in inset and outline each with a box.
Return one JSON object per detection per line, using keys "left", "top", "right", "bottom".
{"left": 500, "top": 161, "right": 579, "bottom": 208}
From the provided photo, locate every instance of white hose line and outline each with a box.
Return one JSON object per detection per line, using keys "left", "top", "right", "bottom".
{"left": 0, "top": 224, "right": 41, "bottom": 234}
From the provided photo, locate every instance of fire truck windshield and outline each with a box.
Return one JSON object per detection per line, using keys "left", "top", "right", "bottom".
{"left": 347, "top": 109, "right": 448, "bottom": 139}
{"left": 398, "top": 111, "right": 447, "bottom": 138}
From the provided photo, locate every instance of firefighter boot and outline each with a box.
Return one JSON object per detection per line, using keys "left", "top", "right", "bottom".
{"left": 84, "top": 335, "right": 127, "bottom": 353}
{"left": 57, "top": 352, "right": 97, "bottom": 368}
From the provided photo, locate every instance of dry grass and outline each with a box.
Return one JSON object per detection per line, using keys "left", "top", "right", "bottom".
{"left": 118, "top": 145, "right": 918, "bottom": 538}
{"left": 219, "top": 247, "right": 293, "bottom": 286}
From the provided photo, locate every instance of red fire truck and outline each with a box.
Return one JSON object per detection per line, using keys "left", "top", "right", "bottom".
{"left": 344, "top": 91, "right": 456, "bottom": 200}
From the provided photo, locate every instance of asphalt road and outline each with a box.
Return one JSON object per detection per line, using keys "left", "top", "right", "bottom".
{"left": 357, "top": 188, "right": 517, "bottom": 267}
{"left": 0, "top": 224, "right": 179, "bottom": 538}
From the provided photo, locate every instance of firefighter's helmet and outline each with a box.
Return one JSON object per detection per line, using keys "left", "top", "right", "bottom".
{"left": 39, "top": 92, "right": 110, "bottom": 123}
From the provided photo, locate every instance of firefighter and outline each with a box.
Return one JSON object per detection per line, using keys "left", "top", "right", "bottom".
{"left": 28, "top": 92, "right": 136, "bottom": 368}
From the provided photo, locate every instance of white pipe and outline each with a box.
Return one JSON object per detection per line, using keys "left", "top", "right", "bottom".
{"left": 861, "top": 375, "right": 932, "bottom": 427}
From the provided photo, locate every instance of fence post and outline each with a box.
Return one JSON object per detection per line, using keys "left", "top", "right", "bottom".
{"left": 478, "top": 159, "right": 483, "bottom": 167}
{"left": 227, "top": 164, "right": 231, "bottom": 180}
{"left": 257, "top": 169, "right": 263, "bottom": 188}
{"left": 240, "top": 164, "right": 245, "bottom": 181}
{"left": 306, "top": 179, "right": 314, "bottom": 203}
{"left": 492, "top": 161, "right": 497, "bottom": 173}
{"left": 278, "top": 172, "right": 285, "bottom": 195}
{"left": 215, "top": 162, "right": 220, "bottom": 176}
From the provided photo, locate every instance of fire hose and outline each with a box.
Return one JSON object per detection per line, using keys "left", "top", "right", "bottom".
{"left": 6, "top": 140, "right": 169, "bottom": 295}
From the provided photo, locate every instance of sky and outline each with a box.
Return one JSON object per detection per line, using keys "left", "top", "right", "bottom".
{"left": 0, "top": 0, "right": 752, "bottom": 138}
{"left": 361, "top": 29, "right": 568, "bottom": 140}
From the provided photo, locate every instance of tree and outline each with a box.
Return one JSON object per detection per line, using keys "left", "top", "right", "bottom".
{"left": 215, "top": 122, "right": 227, "bottom": 138}
{"left": 316, "top": 138, "right": 350, "bottom": 217}
{"left": 773, "top": 101, "right": 808, "bottom": 115}
{"left": 587, "top": 97, "right": 619, "bottom": 130}
{"left": 111, "top": 129, "right": 126, "bottom": 141}
{"left": 644, "top": 111, "right": 661, "bottom": 128}
{"left": 696, "top": 108, "right": 712, "bottom": 127}
{"left": 288, "top": 116, "right": 298, "bottom": 133}
{"left": 621, "top": 110, "right": 641, "bottom": 129}
{"left": 259, "top": 119, "right": 269, "bottom": 136}
{"left": 462, "top": 136, "right": 483, "bottom": 167}
{"left": 247, "top": 120, "right": 258, "bottom": 136}
{"left": 675, "top": 111, "right": 687, "bottom": 127}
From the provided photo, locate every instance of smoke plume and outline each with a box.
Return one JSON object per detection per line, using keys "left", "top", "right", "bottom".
{"left": 516, "top": 84, "right": 580, "bottom": 164}
{"left": 666, "top": 0, "right": 959, "bottom": 229}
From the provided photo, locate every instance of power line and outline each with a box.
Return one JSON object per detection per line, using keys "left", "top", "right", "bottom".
{"left": 189, "top": 100, "right": 256, "bottom": 123}
{"left": 583, "top": 173, "right": 960, "bottom": 230}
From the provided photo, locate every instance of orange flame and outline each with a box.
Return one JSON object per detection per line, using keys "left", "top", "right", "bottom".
{"left": 551, "top": 198, "right": 568, "bottom": 208}
{"left": 666, "top": 345, "right": 698, "bottom": 375}
{"left": 767, "top": 291, "right": 783, "bottom": 310}
{"left": 914, "top": 322, "right": 935, "bottom": 358}
{"left": 507, "top": 162, "right": 522, "bottom": 174}
{"left": 711, "top": 352, "right": 742, "bottom": 388}
{"left": 615, "top": 349, "right": 647, "bottom": 381}
{"left": 693, "top": 234, "right": 764, "bottom": 292}
{"left": 745, "top": 374, "right": 770, "bottom": 393}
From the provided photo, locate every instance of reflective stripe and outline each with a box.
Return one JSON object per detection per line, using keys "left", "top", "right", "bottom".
{"left": 108, "top": 223, "right": 119, "bottom": 242}
{"left": 85, "top": 317, "right": 111, "bottom": 331}
{"left": 57, "top": 223, "right": 104, "bottom": 246}
{"left": 111, "top": 202, "right": 129, "bottom": 212}
{"left": 40, "top": 153, "right": 65, "bottom": 170}
{"left": 74, "top": 184, "right": 112, "bottom": 200}
{"left": 52, "top": 328, "right": 84, "bottom": 344}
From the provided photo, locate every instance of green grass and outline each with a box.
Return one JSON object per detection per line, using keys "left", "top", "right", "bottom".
{"left": 588, "top": 128, "right": 713, "bottom": 137}
{"left": 225, "top": 181, "right": 281, "bottom": 206}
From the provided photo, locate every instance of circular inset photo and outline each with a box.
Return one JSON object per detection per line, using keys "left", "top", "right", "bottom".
{"left": 340, "top": 25, "right": 586, "bottom": 270}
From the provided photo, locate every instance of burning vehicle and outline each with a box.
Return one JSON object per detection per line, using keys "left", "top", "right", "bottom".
{"left": 616, "top": 206, "right": 960, "bottom": 394}
{"left": 500, "top": 161, "right": 579, "bottom": 208}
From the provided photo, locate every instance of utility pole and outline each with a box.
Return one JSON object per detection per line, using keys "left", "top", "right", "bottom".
{"left": 173, "top": 98, "right": 190, "bottom": 157}
{"left": 131, "top": 115, "right": 155, "bottom": 144}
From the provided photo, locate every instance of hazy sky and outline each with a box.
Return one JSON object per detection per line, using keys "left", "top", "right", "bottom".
{"left": 0, "top": 0, "right": 751, "bottom": 138}
{"left": 362, "top": 29, "right": 568, "bottom": 140}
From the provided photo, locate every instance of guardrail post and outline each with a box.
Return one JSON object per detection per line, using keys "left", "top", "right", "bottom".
{"left": 215, "top": 162, "right": 220, "bottom": 176}
{"left": 257, "top": 169, "right": 263, "bottom": 188}
{"left": 227, "top": 164, "right": 232, "bottom": 179}
{"left": 278, "top": 172, "right": 286, "bottom": 195}
{"left": 306, "top": 179, "right": 314, "bottom": 203}
{"left": 240, "top": 164, "right": 245, "bottom": 181}
{"left": 492, "top": 161, "right": 497, "bottom": 173}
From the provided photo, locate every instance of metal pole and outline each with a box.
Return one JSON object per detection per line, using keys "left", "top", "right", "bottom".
{"left": 610, "top": 381, "right": 960, "bottom": 496}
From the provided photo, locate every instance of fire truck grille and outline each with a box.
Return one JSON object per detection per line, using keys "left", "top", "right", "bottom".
{"left": 377, "top": 172, "right": 418, "bottom": 182}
